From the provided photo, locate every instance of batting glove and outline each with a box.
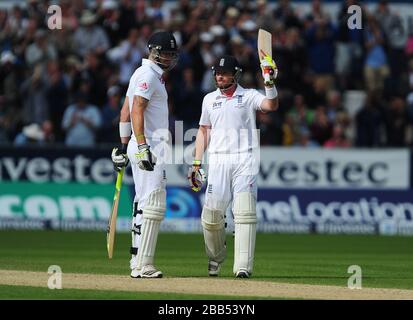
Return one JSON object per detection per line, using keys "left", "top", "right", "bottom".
{"left": 188, "top": 160, "right": 206, "bottom": 192}
{"left": 136, "top": 143, "right": 156, "bottom": 171}
{"left": 111, "top": 144, "right": 129, "bottom": 172}
{"left": 260, "top": 57, "right": 278, "bottom": 86}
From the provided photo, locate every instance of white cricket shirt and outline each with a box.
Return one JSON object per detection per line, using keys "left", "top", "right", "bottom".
{"left": 199, "top": 85, "right": 266, "bottom": 154}
{"left": 127, "top": 58, "right": 169, "bottom": 147}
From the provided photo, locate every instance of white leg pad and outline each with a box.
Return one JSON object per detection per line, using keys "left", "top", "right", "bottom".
{"left": 201, "top": 206, "right": 226, "bottom": 264}
{"left": 136, "top": 189, "right": 166, "bottom": 269}
{"left": 233, "top": 192, "right": 257, "bottom": 275}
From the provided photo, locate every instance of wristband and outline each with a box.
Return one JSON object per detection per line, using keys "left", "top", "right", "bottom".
{"left": 193, "top": 160, "right": 201, "bottom": 166}
{"left": 119, "top": 122, "right": 132, "bottom": 138}
{"left": 121, "top": 143, "right": 128, "bottom": 154}
{"left": 137, "top": 134, "right": 145, "bottom": 140}
{"left": 265, "top": 86, "right": 278, "bottom": 99}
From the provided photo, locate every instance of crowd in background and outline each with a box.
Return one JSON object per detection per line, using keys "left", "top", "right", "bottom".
{"left": 1, "top": 0, "right": 413, "bottom": 148}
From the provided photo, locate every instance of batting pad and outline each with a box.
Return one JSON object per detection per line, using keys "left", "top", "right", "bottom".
{"left": 136, "top": 188, "right": 166, "bottom": 269}
{"left": 233, "top": 192, "right": 257, "bottom": 275}
{"left": 130, "top": 202, "right": 142, "bottom": 270}
{"left": 201, "top": 206, "right": 227, "bottom": 264}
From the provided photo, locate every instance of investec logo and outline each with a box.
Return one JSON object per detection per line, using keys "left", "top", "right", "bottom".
{"left": 0, "top": 195, "right": 111, "bottom": 220}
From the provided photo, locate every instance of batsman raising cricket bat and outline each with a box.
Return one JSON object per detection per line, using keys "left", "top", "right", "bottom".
{"left": 187, "top": 29, "right": 279, "bottom": 279}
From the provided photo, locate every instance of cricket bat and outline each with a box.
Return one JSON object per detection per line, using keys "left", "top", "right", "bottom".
{"left": 106, "top": 167, "right": 124, "bottom": 259}
{"left": 257, "top": 28, "right": 275, "bottom": 85}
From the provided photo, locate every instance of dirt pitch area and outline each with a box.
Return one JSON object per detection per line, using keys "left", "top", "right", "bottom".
{"left": 0, "top": 269, "right": 412, "bottom": 300}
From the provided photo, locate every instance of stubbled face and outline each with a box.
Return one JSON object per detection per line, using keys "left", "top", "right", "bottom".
{"left": 215, "top": 71, "right": 235, "bottom": 89}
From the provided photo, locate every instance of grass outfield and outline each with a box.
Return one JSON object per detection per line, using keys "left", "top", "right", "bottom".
{"left": 0, "top": 284, "right": 278, "bottom": 300}
{"left": 0, "top": 231, "right": 412, "bottom": 299}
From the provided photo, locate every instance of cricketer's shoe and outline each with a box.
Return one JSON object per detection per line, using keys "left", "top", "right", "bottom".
{"left": 208, "top": 261, "right": 221, "bottom": 277}
{"left": 130, "top": 265, "right": 163, "bottom": 278}
{"left": 235, "top": 269, "right": 250, "bottom": 279}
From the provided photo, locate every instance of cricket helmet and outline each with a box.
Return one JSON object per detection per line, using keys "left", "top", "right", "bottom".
{"left": 212, "top": 55, "right": 242, "bottom": 83}
{"left": 147, "top": 31, "right": 178, "bottom": 71}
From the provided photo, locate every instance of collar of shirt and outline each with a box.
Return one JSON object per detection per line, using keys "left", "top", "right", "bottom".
{"left": 142, "top": 58, "right": 164, "bottom": 76}
{"left": 216, "top": 84, "right": 245, "bottom": 99}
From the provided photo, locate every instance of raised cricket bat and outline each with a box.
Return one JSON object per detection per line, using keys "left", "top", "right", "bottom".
{"left": 257, "top": 28, "right": 274, "bottom": 85}
{"left": 106, "top": 167, "right": 124, "bottom": 259}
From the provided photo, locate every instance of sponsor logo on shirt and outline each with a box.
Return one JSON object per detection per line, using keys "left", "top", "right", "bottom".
{"left": 138, "top": 82, "right": 148, "bottom": 91}
{"left": 212, "top": 101, "right": 222, "bottom": 109}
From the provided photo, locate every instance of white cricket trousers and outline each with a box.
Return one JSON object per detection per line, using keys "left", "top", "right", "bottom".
{"left": 204, "top": 153, "right": 258, "bottom": 211}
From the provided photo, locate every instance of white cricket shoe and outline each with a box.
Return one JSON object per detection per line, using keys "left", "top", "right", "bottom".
{"left": 208, "top": 261, "right": 221, "bottom": 277}
{"left": 235, "top": 268, "right": 250, "bottom": 278}
{"left": 130, "top": 265, "right": 163, "bottom": 278}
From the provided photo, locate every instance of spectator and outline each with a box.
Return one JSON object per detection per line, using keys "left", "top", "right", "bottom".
{"left": 107, "top": 28, "right": 143, "bottom": 89}
{"left": 355, "top": 92, "right": 384, "bottom": 147}
{"left": 310, "top": 106, "right": 332, "bottom": 146}
{"left": 257, "top": 112, "right": 283, "bottom": 146}
{"left": 305, "top": 18, "right": 336, "bottom": 88}
{"left": 98, "top": 0, "right": 121, "bottom": 47}
{"left": 363, "top": 15, "right": 390, "bottom": 93}
{"left": 25, "top": 29, "right": 57, "bottom": 68}
{"left": 324, "top": 124, "right": 351, "bottom": 148}
{"left": 174, "top": 67, "right": 203, "bottom": 130}
{"left": 100, "top": 85, "right": 122, "bottom": 143}
{"left": 118, "top": 0, "right": 137, "bottom": 40}
{"left": 20, "top": 64, "right": 49, "bottom": 125}
{"left": 384, "top": 96, "right": 409, "bottom": 147}
{"left": 375, "top": 0, "right": 407, "bottom": 82}
{"left": 62, "top": 92, "right": 102, "bottom": 147}
{"left": 46, "top": 60, "right": 68, "bottom": 142}
{"left": 73, "top": 10, "right": 110, "bottom": 57}
{"left": 14, "top": 121, "right": 55, "bottom": 146}
{"left": 73, "top": 51, "right": 108, "bottom": 108}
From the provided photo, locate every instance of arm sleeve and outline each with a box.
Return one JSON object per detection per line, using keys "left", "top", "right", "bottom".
{"left": 87, "top": 107, "right": 102, "bottom": 128}
{"left": 199, "top": 97, "right": 211, "bottom": 126}
{"left": 249, "top": 89, "right": 266, "bottom": 112}
{"left": 61, "top": 106, "right": 73, "bottom": 130}
{"left": 133, "top": 72, "right": 156, "bottom": 101}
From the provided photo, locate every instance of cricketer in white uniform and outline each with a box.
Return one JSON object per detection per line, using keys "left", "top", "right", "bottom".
{"left": 111, "top": 31, "right": 178, "bottom": 278}
{"left": 189, "top": 55, "right": 279, "bottom": 278}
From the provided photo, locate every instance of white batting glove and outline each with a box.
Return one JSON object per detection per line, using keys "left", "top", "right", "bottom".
{"left": 111, "top": 144, "right": 129, "bottom": 172}
{"left": 260, "top": 57, "right": 278, "bottom": 86}
{"left": 136, "top": 143, "right": 156, "bottom": 171}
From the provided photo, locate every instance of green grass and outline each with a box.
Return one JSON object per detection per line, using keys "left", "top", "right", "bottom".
{"left": 0, "top": 285, "right": 275, "bottom": 300}
{"left": 0, "top": 231, "right": 412, "bottom": 297}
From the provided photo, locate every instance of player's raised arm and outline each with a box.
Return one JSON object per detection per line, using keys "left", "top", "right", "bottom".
{"left": 111, "top": 96, "right": 131, "bottom": 172}
{"left": 259, "top": 58, "right": 279, "bottom": 113}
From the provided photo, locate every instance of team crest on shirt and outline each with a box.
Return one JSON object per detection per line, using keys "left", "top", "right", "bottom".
{"left": 138, "top": 82, "right": 148, "bottom": 91}
{"left": 235, "top": 95, "right": 244, "bottom": 108}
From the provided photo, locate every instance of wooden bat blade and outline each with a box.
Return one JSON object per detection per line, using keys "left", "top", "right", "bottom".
{"left": 106, "top": 168, "right": 124, "bottom": 259}
{"left": 258, "top": 29, "right": 272, "bottom": 61}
